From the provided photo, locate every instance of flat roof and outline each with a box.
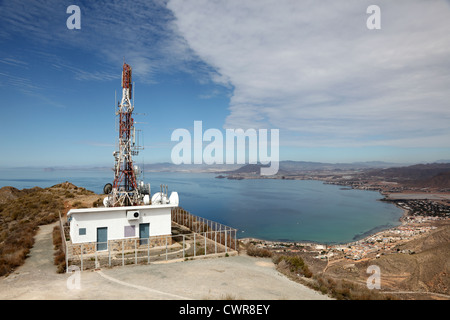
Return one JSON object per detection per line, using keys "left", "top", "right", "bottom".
{"left": 67, "top": 203, "right": 177, "bottom": 216}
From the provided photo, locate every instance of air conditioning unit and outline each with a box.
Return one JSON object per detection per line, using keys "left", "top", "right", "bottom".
{"left": 127, "top": 210, "right": 140, "bottom": 220}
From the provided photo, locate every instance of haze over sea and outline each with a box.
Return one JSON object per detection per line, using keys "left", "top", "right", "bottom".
{"left": 0, "top": 168, "right": 403, "bottom": 244}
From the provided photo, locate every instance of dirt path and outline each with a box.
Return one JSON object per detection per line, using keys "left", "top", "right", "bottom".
{"left": 0, "top": 223, "right": 331, "bottom": 300}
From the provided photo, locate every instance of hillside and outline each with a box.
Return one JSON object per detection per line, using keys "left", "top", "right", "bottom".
{"left": 363, "top": 222, "right": 450, "bottom": 295}
{"left": 324, "top": 221, "right": 450, "bottom": 298}
{"left": 365, "top": 163, "right": 450, "bottom": 180}
{"left": 0, "top": 182, "right": 99, "bottom": 276}
{"left": 393, "top": 222, "right": 450, "bottom": 293}
{"left": 364, "top": 163, "right": 450, "bottom": 188}
{"left": 0, "top": 187, "right": 22, "bottom": 205}
{"left": 413, "top": 172, "right": 450, "bottom": 189}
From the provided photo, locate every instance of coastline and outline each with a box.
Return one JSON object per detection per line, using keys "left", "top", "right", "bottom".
{"left": 240, "top": 186, "right": 444, "bottom": 251}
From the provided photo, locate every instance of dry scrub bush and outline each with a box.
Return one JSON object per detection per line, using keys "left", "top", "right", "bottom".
{"left": 273, "top": 254, "right": 313, "bottom": 278}
{"left": 0, "top": 185, "right": 66, "bottom": 276}
{"left": 310, "top": 275, "right": 395, "bottom": 300}
{"left": 271, "top": 253, "right": 396, "bottom": 300}
{"left": 52, "top": 226, "right": 66, "bottom": 273}
{"left": 245, "top": 243, "right": 273, "bottom": 258}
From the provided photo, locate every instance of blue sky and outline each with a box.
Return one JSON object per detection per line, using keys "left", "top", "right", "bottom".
{"left": 1, "top": 0, "right": 450, "bottom": 168}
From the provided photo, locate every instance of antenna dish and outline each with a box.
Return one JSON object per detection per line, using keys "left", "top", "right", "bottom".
{"left": 151, "top": 192, "right": 162, "bottom": 204}
{"left": 169, "top": 192, "right": 179, "bottom": 206}
{"left": 103, "top": 183, "right": 112, "bottom": 194}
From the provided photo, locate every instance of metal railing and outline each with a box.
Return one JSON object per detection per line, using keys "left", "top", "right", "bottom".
{"left": 58, "top": 211, "right": 68, "bottom": 269}
{"left": 171, "top": 207, "right": 238, "bottom": 252}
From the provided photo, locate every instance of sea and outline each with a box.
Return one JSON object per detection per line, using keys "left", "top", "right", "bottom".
{"left": 0, "top": 168, "right": 404, "bottom": 244}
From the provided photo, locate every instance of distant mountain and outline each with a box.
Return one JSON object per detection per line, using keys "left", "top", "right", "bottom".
{"left": 434, "top": 159, "right": 450, "bottom": 164}
{"left": 142, "top": 162, "right": 241, "bottom": 173}
{"left": 225, "top": 164, "right": 271, "bottom": 174}
{"left": 365, "top": 163, "right": 450, "bottom": 181}
{"left": 351, "top": 161, "right": 405, "bottom": 168}
{"left": 280, "top": 160, "right": 402, "bottom": 171}
{"left": 218, "top": 161, "right": 450, "bottom": 188}
{"left": 417, "top": 172, "right": 450, "bottom": 188}
{"left": 363, "top": 163, "right": 450, "bottom": 188}
{"left": 222, "top": 160, "right": 403, "bottom": 175}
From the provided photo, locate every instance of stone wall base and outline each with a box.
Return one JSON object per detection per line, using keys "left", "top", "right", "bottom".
{"left": 69, "top": 234, "right": 173, "bottom": 256}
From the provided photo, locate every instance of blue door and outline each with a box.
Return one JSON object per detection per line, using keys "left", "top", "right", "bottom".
{"left": 97, "top": 227, "right": 108, "bottom": 251}
{"left": 139, "top": 223, "right": 149, "bottom": 245}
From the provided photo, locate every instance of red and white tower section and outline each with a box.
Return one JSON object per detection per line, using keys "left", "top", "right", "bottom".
{"left": 103, "top": 63, "right": 178, "bottom": 208}
{"left": 104, "top": 63, "right": 148, "bottom": 207}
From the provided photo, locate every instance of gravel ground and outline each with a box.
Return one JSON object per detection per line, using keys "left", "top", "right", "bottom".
{"left": 0, "top": 223, "right": 331, "bottom": 300}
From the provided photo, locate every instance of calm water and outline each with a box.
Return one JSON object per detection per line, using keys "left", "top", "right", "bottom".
{"left": 0, "top": 168, "right": 403, "bottom": 244}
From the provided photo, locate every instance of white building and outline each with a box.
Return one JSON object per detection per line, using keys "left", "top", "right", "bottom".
{"left": 67, "top": 202, "right": 177, "bottom": 250}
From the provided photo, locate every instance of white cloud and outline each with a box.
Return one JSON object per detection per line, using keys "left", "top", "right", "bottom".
{"left": 167, "top": 0, "right": 450, "bottom": 148}
{"left": 0, "top": 0, "right": 200, "bottom": 83}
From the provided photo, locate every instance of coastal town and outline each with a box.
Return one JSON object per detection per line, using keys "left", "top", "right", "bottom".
{"left": 244, "top": 214, "right": 446, "bottom": 261}
{"left": 326, "top": 215, "right": 444, "bottom": 261}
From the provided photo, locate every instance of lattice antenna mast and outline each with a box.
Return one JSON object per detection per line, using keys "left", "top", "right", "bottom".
{"left": 110, "top": 63, "right": 140, "bottom": 207}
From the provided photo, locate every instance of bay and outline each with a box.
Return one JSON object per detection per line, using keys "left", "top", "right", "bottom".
{"left": 0, "top": 168, "right": 403, "bottom": 244}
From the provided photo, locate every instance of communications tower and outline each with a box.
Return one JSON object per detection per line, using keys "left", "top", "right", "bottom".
{"left": 104, "top": 62, "right": 148, "bottom": 207}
